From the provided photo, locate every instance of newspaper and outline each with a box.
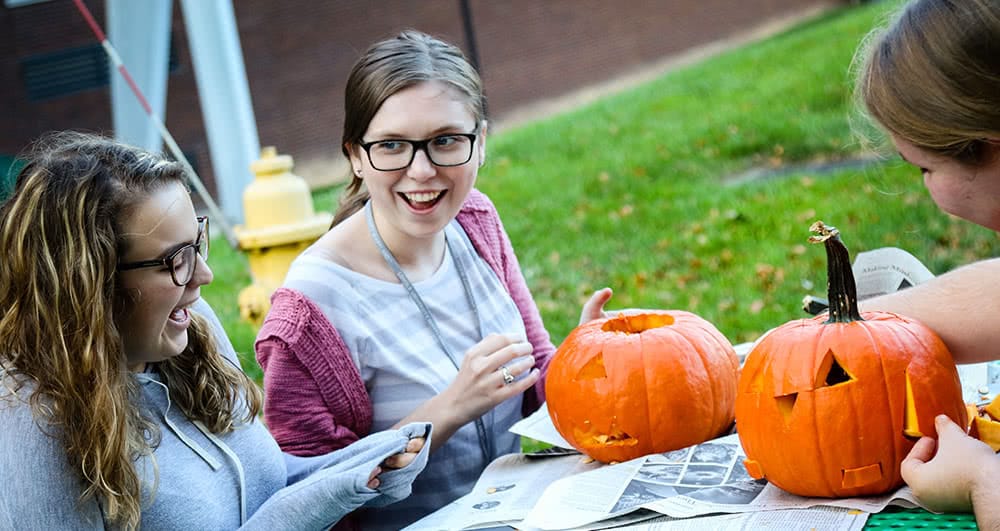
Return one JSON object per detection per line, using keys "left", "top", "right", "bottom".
{"left": 515, "top": 426, "right": 920, "bottom": 530}
{"left": 610, "top": 507, "right": 868, "bottom": 531}
{"left": 405, "top": 246, "right": 966, "bottom": 530}
{"left": 402, "top": 449, "right": 602, "bottom": 530}
{"left": 851, "top": 246, "right": 934, "bottom": 299}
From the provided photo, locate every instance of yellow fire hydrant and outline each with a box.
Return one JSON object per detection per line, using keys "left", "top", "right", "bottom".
{"left": 235, "top": 146, "right": 332, "bottom": 325}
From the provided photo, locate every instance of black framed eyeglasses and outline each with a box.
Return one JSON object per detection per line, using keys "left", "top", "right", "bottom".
{"left": 118, "top": 216, "right": 209, "bottom": 287}
{"left": 359, "top": 133, "right": 478, "bottom": 171}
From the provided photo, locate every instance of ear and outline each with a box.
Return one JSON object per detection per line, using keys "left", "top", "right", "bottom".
{"left": 477, "top": 121, "right": 488, "bottom": 167}
{"left": 346, "top": 143, "right": 365, "bottom": 177}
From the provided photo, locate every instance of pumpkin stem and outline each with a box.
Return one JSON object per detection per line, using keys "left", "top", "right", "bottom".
{"left": 809, "top": 221, "right": 864, "bottom": 324}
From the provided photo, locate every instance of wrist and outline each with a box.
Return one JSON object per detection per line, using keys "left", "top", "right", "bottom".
{"left": 969, "top": 453, "right": 1000, "bottom": 509}
{"left": 430, "top": 387, "right": 467, "bottom": 430}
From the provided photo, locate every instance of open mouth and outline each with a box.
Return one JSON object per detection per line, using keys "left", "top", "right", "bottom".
{"left": 169, "top": 307, "right": 191, "bottom": 325}
{"left": 399, "top": 190, "right": 447, "bottom": 211}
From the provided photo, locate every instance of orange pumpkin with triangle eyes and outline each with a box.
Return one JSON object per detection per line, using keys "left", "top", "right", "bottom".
{"left": 735, "top": 222, "right": 967, "bottom": 498}
{"left": 546, "top": 311, "right": 740, "bottom": 464}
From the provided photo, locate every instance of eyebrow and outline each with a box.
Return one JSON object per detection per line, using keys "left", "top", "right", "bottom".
{"left": 366, "top": 124, "right": 475, "bottom": 139}
{"left": 122, "top": 228, "right": 199, "bottom": 263}
{"left": 897, "top": 151, "right": 912, "bottom": 164}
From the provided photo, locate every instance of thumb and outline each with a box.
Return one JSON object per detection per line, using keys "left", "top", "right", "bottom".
{"left": 579, "top": 288, "right": 613, "bottom": 325}
{"left": 934, "top": 414, "right": 964, "bottom": 440}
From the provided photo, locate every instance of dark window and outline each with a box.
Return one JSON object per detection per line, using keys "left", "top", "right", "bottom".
{"left": 20, "top": 41, "right": 180, "bottom": 101}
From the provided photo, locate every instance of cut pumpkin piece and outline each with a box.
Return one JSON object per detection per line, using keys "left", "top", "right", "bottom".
{"left": 966, "top": 403, "right": 979, "bottom": 430}
{"left": 984, "top": 396, "right": 1000, "bottom": 422}
{"left": 971, "top": 415, "right": 1000, "bottom": 452}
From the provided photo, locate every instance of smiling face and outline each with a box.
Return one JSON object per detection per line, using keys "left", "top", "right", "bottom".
{"left": 116, "top": 182, "right": 213, "bottom": 370}
{"left": 348, "top": 81, "right": 485, "bottom": 251}
{"left": 892, "top": 135, "right": 1000, "bottom": 231}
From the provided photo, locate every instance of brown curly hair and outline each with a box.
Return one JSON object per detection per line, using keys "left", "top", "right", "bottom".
{"left": 0, "top": 131, "right": 262, "bottom": 529}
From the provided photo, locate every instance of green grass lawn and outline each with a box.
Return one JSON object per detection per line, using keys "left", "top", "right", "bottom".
{"left": 203, "top": 0, "right": 997, "bottom": 387}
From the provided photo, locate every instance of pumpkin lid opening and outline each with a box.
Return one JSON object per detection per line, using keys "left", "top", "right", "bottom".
{"left": 601, "top": 313, "right": 676, "bottom": 334}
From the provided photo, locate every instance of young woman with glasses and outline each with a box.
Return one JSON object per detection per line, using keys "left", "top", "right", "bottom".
{"left": 255, "top": 30, "right": 611, "bottom": 528}
{"left": 853, "top": 0, "right": 1000, "bottom": 527}
{"left": 0, "top": 131, "right": 430, "bottom": 530}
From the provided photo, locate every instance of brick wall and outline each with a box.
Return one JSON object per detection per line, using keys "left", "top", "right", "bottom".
{"left": 0, "top": 0, "right": 845, "bottom": 193}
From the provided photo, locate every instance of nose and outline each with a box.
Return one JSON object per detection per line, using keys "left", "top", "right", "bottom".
{"left": 189, "top": 254, "right": 214, "bottom": 288}
{"left": 406, "top": 147, "right": 436, "bottom": 180}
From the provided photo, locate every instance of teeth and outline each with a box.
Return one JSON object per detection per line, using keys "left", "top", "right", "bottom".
{"left": 402, "top": 191, "right": 442, "bottom": 203}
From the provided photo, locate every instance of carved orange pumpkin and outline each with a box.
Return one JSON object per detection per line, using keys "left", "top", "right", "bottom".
{"left": 735, "top": 222, "right": 967, "bottom": 497}
{"left": 546, "top": 311, "right": 740, "bottom": 463}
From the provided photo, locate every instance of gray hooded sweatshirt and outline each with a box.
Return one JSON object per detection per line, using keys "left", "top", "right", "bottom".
{"left": 0, "top": 299, "right": 431, "bottom": 530}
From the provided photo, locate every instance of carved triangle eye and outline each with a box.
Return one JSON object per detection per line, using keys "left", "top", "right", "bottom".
{"left": 815, "top": 349, "right": 855, "bottom": 388}
{"left": 824, "top": 358, "right": 852, "bottom": 386}
{"left": 776, "top": 392, "right": 798, "bottom": 423}
{"left": 575, "top": 353, "right": 607, "bottom": 381}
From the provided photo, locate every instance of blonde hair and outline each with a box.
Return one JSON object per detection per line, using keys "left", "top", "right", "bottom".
{"left": 855, "top": 0, "right": 1000, "bottom": 164}
{"left": 0, "top": 131, "right": 262, "bottom": 529}
{"left": 332, "top": 30, "right": 486, "bottom": 227}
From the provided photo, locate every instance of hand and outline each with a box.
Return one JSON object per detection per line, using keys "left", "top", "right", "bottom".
{"left": 901, "top": 415, "right": 998, "bottom": 513}
{"left": 579, "top": 288, "right": 614, "bottom": 325}
{"left": 367, "top": 436, "right": 426, "bottom": 488}
{"left": 579, "top": 288, "right": 653, "bottom": 325}
{"left": 443, "top": 333, "right": 538, "bottom": 425}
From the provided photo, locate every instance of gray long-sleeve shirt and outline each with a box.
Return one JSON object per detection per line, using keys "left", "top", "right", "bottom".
{"left": 0, "top": 299, "right": 431, "bottom": 530}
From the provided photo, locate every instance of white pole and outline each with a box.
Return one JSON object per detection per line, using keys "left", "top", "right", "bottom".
{"left": 179, "top": 0, "right": 260, "bottom": 225}
{"left": 73, "top": 0, "right": 239, "bottom": 247}
{"left": 107, "top": 0, "right": 172, "bottom": 152}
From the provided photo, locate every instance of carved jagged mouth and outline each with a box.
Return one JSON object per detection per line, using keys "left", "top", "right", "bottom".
{"left": 590, "top": 431, "right": 637, "bottom": 447}
{"left": 574, "top": 424, "right": 638, "bottom": 448}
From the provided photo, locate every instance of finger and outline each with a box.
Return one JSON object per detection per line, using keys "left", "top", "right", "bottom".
{"left": 934, "top": 414, "right": 964, "bottom": 440}
{"left": 579, "top": 288, "right": 613, "bottom": 325}
{"left": 367, "top": 477, "right": 380, "bottom": 489}
{"left": 900, "top": 436, "right": 935, "bottom": 482}
{"left": 406, "top": 437, "right": 425, "bottom": 453}
{"left": 468, "top": 333, "right": 526, "bottom": 359}
{"left": 383, "top": 451, "right": 417, "bottom": 469}
{"left": 502, "top": 367, "right": 541, "bottom": 393}
{"left": 484, "top": 341, "right": 534, "bottom": 373}
{"left": 906, "top": 436, "right": 937, "bottom": 464}
{"left": 367, "top": 465, "right": 382, "bottom": 487}
{"left": 502, "top": 354, "right": 537, "bottom": 379}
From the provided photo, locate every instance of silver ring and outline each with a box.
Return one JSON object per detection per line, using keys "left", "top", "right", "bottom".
{"left": 500, "top": 365, "right": 515, "bottom": 385}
